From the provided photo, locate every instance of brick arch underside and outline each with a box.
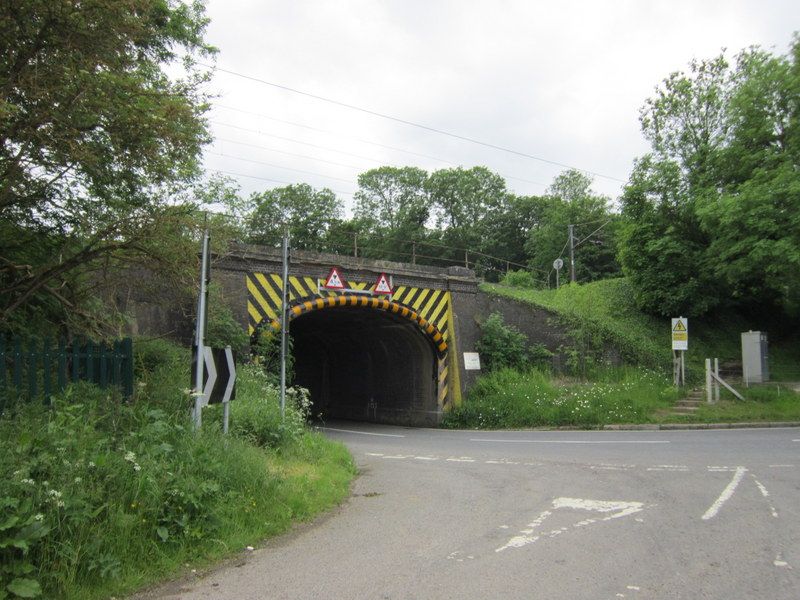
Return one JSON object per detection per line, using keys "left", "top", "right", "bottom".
{"left": 289, "top": 301, "right": 442, "bottom": 427}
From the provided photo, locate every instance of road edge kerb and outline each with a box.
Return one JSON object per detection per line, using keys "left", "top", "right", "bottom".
{"left": 602, "top": 421, "right": 800, "bottom": 431}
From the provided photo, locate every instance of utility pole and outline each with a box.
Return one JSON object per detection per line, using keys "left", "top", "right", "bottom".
{"left": 568, "top": 224, "right": 576, "bottom": 283}
{"left": 192, "top": 228, "right": 210, "bottom": 430}
{"left": 279, "top": 228, "right": 289, "bottom": 420}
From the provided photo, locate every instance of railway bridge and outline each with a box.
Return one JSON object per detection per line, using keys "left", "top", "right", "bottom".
{"left": 214, "top": 243, "right": 485, "bottom": 427}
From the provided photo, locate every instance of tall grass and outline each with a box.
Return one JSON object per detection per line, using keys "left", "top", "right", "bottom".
{"left": 0, "top": 339, "right": 355, "bottom": 600}
{"left": 443, "top": 367, "right": 679, "bottom": 429}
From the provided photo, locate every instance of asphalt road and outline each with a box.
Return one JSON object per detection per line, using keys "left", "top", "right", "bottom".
{"left": 139, "top": 423, "right": 800, "bottom": 600}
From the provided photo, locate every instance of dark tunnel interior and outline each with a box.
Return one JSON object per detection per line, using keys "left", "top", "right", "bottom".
{"left": 290, "top": 307, "right": 439, "bottom": 426}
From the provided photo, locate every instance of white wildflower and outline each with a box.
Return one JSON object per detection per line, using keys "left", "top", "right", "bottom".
{"left": 124, "top": 451, "right": 136, "bottom": 463}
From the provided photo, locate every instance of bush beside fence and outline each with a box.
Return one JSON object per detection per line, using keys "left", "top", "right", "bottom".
{"left": 0, "top": 336, "right": 134, "bottom": 407}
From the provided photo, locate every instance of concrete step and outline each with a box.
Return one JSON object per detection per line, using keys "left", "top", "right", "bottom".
{"left": 671, "top": 406, "right": 700, "bottom": 413}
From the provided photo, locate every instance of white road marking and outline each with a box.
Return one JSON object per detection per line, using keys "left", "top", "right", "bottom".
{"left": 647, "top": 465, "right": 689, "bottom": 472}
{"left": 322, "top": 427, "right": 405, "bottom": 438}
{"left": 774, "top": 554, "right": 791, "bottom": 568}
{"left": 768, "top": 464, "right": 795, "bottom": 468}
{"left": 414, "top": 456, "right": 438, "bottom": 461}
{"left": 702, "top": 466, "right": 747, "bottom": 520}
{"left": 383, "top": 454, "right": 411, "bottom": 459}
{"left": 793, "top": 439, "right": 800, "bottom": 442}
{"left": 627, "top": 585, "right": 640, "bottom": 591}
{"left": 497, "top": 498, "right": 644, "bottom": 552}
{"left": 471, "top": 439, "right": 669, "bottom": 444}
{"left": 365, "top": 452, "right": 384, "bottom": 457}
{"left": 446, "top": 457, "right": 476, "bottom": 463}
{"left": 751, "top": 475, "right": 779, "bottom": 518}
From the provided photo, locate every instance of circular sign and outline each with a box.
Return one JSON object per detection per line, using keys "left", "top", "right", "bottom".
{"left": 553, "top": 258, "right": 564, "bottom": 270}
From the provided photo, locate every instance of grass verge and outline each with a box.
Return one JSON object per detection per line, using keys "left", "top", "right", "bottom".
{"left": 442, "top": 367, "right": 681, "bottom": 429}
{"left": 0, "top": 339, "right": 355, "bottom": 600}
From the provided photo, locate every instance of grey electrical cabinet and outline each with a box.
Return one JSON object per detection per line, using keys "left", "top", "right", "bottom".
{"left": 741, "top": 331, "right": 769, "bottom": 384}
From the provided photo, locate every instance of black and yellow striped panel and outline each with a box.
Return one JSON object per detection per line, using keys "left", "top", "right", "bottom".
{"left": 286, "top": 295, "right": 448, "bottom": 355}
{"left": 437, "top": 356, "right": 449, "bottom": 409}
{"left": 390, "top": 286, "right": 450, "bottom": 342}
{"left": 247, "top": 273, "right": 451, "bottom": 342}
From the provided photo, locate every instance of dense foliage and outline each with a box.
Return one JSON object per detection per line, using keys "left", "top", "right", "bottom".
{"left": 0, "top": 0, "right": 215, "bottom": 335}
{"left": 619, "top": 38, "right": 800, "bottom": 318}
{"left": 0, "top": 340, "right": 354, "bottom": 599}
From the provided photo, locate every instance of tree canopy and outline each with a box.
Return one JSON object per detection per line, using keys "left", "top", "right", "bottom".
{"left": 619, "top": 37, "right": 800, "bottom": 317}
{"left": 1, "top": 0, "right": 214, "bottom": 333}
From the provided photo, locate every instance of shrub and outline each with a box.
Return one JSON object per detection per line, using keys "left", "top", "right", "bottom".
{"left": 500, "top": 269, "right": 538, "bottom": 288}
{"left": 442, "top": 367, "right": 677, "bottom": 429}
{"left": 0, "top": 338, "right": 353, "bottom": 599}
{"left": 476, "top": 312, "right": 529, "bottom": 371}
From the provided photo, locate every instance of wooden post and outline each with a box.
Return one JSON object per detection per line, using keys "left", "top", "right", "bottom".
{"left": 714, "top": 358, "right": 720, "bottom": 403}
{"left": 705, "top": 358, "right": 713, "bottom": 404}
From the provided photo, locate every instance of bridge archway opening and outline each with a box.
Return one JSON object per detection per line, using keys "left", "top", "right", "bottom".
{"left": 289, "top": 304, "right": 440, "bottom": 427}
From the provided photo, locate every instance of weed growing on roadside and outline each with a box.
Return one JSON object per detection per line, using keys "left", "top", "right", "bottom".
{"left": 442, "top": 367, "right": 678, "bottom": 429}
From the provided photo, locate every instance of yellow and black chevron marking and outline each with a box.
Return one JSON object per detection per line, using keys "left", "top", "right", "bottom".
{"left": 287, "top": 295, "right": 448, "bottom": 355}
{"left": 437, "top": 356, "right": 450, "bottom": 409}
{"left": 247, "top": 273, "right": 451, "bottom": 344}
{"left": 246, "top": 271, "right": 459, "bottom": 408}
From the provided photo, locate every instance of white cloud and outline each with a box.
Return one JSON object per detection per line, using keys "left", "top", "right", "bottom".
{"left": 199, "top": 0, "right": 799, "bottom": 211}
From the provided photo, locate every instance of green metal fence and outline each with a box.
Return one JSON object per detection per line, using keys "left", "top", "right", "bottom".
{"left": 0, "top": 336, "right": 134, "bottom": 407}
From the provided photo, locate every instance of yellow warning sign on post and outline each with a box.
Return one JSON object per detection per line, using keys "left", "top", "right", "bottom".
{"left": 671, "top": 317, "right": 688, "bottom": 350}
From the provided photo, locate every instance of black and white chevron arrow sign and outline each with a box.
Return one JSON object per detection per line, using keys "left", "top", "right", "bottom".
{"left": 192, "top": 346, "right": 237, "bottom": 407}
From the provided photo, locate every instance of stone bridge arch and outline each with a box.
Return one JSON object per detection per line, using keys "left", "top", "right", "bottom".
{"left": 221, "top": 246, "right": 476, "bottom": 426}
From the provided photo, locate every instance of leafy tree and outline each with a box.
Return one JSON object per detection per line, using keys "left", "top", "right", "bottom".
{"left": 426, "top": 166, "right": 509, "bottom": 271}
{"left": 0, "top": 0, "right": 214, "bottom": 334}
{"left": 526, "top": 170, "right": 620, "bottom": 284}
{"left": 247, "top": 184, "right": 344, "bottom": 251}
{"left": 618, "top": 156, "right": 718, "bottom": 316}
{"left": 352, "top": 166, "right": 429, "bottom": 261}
{"left": 620, "top": 37, "right": 800, "bottom": 317}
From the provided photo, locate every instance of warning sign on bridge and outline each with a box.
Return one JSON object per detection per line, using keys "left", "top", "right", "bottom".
{"left": 671, "top": 317, "right": 688, "bottom": 351}
{"left": 374, "top": 273, "right": 392, "bottom": 294}
{"left": 324, "top": 267, "right": 346, "bottom": 290}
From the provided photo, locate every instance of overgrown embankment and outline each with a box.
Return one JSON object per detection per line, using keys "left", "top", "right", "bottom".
{"left": 482, "top": 278, "right": 800, "bottom": 380}
{"left": 446, "top": 278, "right": 800, "bottom": 429}
{"left": 0, "top": 340, "right": 355, "bottom": 600}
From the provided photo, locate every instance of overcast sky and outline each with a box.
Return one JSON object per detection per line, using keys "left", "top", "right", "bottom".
{"left": 200, "top": 0, "right": 799, "bottom": 213}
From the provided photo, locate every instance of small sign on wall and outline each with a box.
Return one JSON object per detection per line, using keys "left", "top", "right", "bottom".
{"left": 463, "top": 352, "right": 481, "bottom": 370}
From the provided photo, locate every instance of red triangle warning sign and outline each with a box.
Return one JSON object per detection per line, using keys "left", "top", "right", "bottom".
{"left": 374, "top": 273, "right": 392, "bottom": 294}
{"left": 324, "top": 267, "right": 346, "bottom": 290}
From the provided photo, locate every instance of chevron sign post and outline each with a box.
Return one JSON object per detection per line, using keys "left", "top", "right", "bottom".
{"left": 191, "top": 345, "right": 237, "bottom": 431}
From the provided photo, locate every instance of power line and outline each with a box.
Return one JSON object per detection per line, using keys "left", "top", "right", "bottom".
{"left": 207, "top": 151, "right": 355, "bottom": 185}
{"left": 202, "top": 63, "right": 626, "bottom": 183}
{"left": 212, "top": 103, "right": 550, "bottom": 188}
{"left": 212, "top": 120, "right": 388, "bottom": 166}
{"left": 213, "top": 103, "right": 453, "bottom": 165}
{"left": 211, "top": 119, "right": 549, "bottom": 189}
{"left": 214, "top": 137, "right": 364, "bottom": 170}
{"left": 210, "top": 169, "right": 356, "bottom": 196}
{"left": 574, "top": 220, "right": 613, "bottom": 247}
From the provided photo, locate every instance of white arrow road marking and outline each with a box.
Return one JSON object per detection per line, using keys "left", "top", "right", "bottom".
{"left": 751, "top": 474, "right": 779, "bottom": 518}
{"left": 702, "top": 466, "right": 747, "bottom": 520}
{"left": 201, "top": 346, "right": 216, "bottom": 407}
{"left": 222, "top": 347, "right": 236, "bottom": 403}
{"left": 496, "top": 497, "right": 644, "bottom": 552}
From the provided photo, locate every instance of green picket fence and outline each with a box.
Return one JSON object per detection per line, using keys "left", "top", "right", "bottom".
{"left": 0, "top": 336, "right": 134, "bottom": 407}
